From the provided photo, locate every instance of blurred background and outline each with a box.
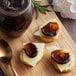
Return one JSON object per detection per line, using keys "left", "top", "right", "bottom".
{"left": 56, "top": 13, "right": 76, "bottom": 43}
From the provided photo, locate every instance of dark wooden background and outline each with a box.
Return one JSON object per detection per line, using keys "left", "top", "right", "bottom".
{"left": 57, "top": 13, "right": 76, "bottom": 43}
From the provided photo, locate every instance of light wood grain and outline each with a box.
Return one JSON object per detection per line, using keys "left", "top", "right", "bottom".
{"left": 0, "top": 0, "right": 76, "bottom": 76}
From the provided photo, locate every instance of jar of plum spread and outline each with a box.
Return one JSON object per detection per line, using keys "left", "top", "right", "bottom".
{"left": 0, "top": 0, "right": 33, "bottom": 37}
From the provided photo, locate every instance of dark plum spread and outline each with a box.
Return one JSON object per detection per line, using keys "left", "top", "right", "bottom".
{"left": 41, "top": 22, "right": 59, "bottom": 37}
{"left": 23, "top": 43, "right": 38, "bottom": 58}
{"left": 51, "top": 50, "right": 70, "bottom": 64}
{"left": 0, "top": 0, "right": 28, "bottom": 12}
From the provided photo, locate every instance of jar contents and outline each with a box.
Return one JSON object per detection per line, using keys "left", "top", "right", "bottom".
{"left": 0, "top": 0, "right": 33, "bottom": 37}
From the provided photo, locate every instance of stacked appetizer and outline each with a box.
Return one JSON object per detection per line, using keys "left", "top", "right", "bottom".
{"left": 34, "top": 19, "right": 61, "bottom": 42}
{"left": 20, "top": 43, "right": 45, "bottom": 67}
{"left": 48, "top": 47, "right": 75, "bottom": 72}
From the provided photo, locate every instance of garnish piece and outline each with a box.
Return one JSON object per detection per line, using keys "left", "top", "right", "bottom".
{"left": 32, "top": 0, "right": 51, "bottom": 19}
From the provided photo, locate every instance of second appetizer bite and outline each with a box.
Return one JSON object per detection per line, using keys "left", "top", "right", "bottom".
{"left": 50, "top": 48, "right": 74, "bottom": 72}
{"left": 20, "top": 43, "right": 45, "bottom": 67}
{"left": 34, "top": 19, "right": 61, "bottom": 42}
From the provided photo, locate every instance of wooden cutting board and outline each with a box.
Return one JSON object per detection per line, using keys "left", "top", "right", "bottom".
{"left": 0, "top": 0, "right": 76, "bottom": 76}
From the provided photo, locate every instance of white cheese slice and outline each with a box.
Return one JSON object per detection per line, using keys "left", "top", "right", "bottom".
{"left": 57, "top": 56, "right": 74, "bottom": 72}
{"left": 34, "top": 30, "right": 42, "bottom": 36}
{"left": 34, "top": 29, "right": 60, "bottom": 40}
{"left": 47, "top": 46, "right": 74, "bottom": 72}
{"left": 47, "top": 46, "right": 60, "bottom": 52}
{"left": 22, "top": 43, "right": 45, "bottom": 67}
{"left": 56, "top": 49, "right": 74, "bottom": 72}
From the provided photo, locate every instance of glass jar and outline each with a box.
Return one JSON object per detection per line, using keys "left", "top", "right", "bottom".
{"left": 0, "top": 0, "right": 33, "bottom": 37}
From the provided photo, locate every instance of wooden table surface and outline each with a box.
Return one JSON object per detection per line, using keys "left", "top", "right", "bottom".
{"left": 0, "top": 14, "right": 76, "bottom": 76}
{"left": 0, "top": 10, "right": 76, "bottom": 76}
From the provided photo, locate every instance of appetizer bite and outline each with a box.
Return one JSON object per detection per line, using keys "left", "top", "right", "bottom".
{"left": 50, "top": 48, "right": 74, "bottom": 72}
{"left": 20, "top": 43, "right": 45, "bottom": 67}
{"left": 34, "top": 19, "right": 61, "bottom": 42}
